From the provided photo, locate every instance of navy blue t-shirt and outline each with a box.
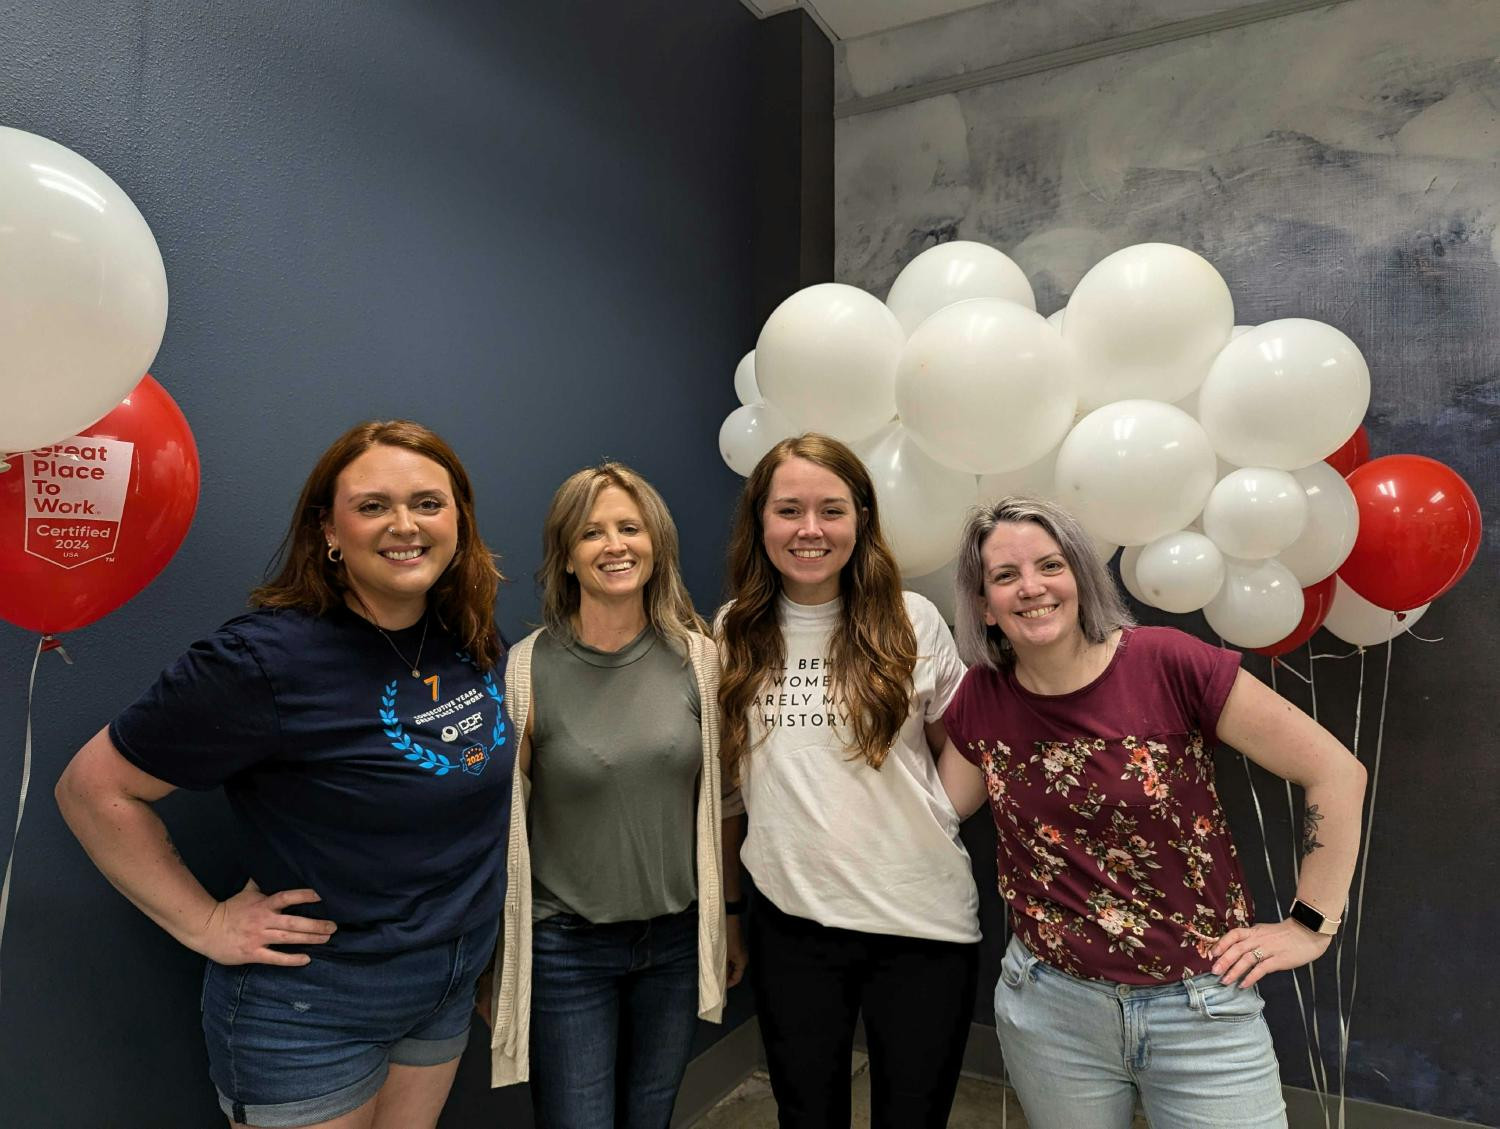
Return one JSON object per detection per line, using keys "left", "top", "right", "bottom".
{"left": 110, "top": 605, "right": 514, "bottom": 955}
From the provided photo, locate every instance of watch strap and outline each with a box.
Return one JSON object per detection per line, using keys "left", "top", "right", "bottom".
{"left": 1288, "top": 898, "right": 1340, "bottom": 935}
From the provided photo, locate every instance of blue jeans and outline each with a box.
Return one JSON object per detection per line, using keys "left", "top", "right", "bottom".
{"left": 529, "top": 906, "right": 701, "bottom": 1129}
{"left": 994, "top": 934, "right": 1287, "bottom": 1129}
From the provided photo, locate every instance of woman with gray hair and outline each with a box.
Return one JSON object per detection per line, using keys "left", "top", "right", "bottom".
{"left": 936, "top": 496, "right": 1367, "bottom": 1129}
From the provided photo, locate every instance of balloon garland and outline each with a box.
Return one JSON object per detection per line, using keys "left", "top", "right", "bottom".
{"left": 721, "top": 238, "right": 1484, "bottom": 1123}
{"left": 719, "top": 237, "right": 1481, "bottom": 641}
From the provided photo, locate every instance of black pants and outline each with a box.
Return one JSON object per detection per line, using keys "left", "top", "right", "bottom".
{"left": 749, "top": 894, "right": 980, "bottom": 1129}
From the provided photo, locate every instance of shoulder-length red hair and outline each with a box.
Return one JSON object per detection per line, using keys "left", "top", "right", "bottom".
{"left": 251, "top": 420, "right": 505, "bottom": 669}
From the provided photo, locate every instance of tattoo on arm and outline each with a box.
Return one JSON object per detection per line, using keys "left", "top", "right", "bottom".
{"left": 1300, "top": 804, "right": 1325, "bottom": 858}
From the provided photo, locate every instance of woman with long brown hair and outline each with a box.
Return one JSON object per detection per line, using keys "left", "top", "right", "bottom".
{"left": 485, "top": 461, "right": 727, "bottom": 1128}
{"left": 717, "top": 434, "right": 979, "bottom": 1129}
{"left": 56, "top": 420, "right": 512, "bottom": 1129}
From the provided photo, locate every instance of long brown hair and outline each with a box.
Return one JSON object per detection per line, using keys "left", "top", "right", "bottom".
{"left": 252, "top": 420, "right": 505, "bottom": 669}
{"left": 718, "top": 434, "right": 916, "bottom": 785}
{"left": 537, "top": 462, "right": 706, "bottom": 654}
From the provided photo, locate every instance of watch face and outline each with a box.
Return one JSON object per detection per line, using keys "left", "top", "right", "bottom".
{"left": 1290, "top": 900, "right": 1335, "bottom": 933}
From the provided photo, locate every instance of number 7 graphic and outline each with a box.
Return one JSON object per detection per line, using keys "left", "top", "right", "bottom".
{"left": 424, "top": 675, "right": 440, "bottom": 702}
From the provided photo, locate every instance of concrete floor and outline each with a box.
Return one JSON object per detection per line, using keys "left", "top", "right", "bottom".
{"left": 696, "top": 1056, "right": 1151, "bottom": 1128}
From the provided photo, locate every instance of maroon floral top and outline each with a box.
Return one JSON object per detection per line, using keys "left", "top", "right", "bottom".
{"left": 946, "top": 627, "right": 1252, "bottom": 984}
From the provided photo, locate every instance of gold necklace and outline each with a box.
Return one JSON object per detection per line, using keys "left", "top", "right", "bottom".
{"left": 374, "top": 612, "right": 430, "bottom": 679}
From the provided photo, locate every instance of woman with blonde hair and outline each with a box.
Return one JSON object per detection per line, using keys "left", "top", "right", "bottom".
{"left": 717, "top": 434, "right": 978, "bottom": 1129}
{"left": 487, "top": 462, "right": 728, "bottom": 1129}
{"left": 937, "top": 496, "right": 1366, "bottom": 1128}
{"left": 57, "top": 420, "right": 511, "bottom": 1129}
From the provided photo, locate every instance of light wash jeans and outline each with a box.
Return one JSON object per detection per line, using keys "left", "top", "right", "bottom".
{"left": 994, "top": 934, "right": 1288, "bottom": 1129}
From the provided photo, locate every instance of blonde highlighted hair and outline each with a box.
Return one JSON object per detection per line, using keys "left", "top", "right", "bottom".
{"left": 538, "top": 462, "right": 706, "bottom": 653}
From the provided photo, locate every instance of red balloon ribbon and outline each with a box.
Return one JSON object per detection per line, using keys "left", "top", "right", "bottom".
{"left": 1336, "top": 454, "right": 1481, "bottom": 612}
{"left": 0, "top": 374, "right": 199, "bottom": 634}
{"left": 1250, "top": 574, "right": 1337, "bottom": 658}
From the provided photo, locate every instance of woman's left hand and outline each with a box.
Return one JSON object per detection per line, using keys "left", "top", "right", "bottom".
{"left": 1211, "top": 920, "right": 1331, "bottom": 988}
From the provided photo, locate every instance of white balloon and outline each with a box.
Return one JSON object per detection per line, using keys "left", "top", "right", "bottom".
{"left": 1062, "top": 243, "right": 1233, "bottom": 408}
{"left": 1118, "top": 545, "right": 1153, "bottom": 607}
{"left": 1231, "top": 324, "right": 1255, "bottom": 339}
{"left": 1202, "top": 557, "right": 1304, "bottom": 649}
{"left": 718, "top": 402, "right": 796, "bottom": 477}
{"left": 733, "top": 350, "right": 760, "bottom": 405}
{"left": 1276, "top": 462, "right": 1360, "bottom": 585}
{"left": 885, "top": 241, "right": 1036, "bottom": 336}
{"left": 896, "top": 299, "right": 1078, "bottom": 474}
{"left": 1054, "top": 400, "right": 1218, "bottom": 546}
{"left": 860, "top": 425, "right": 977, "bottom": 576}
{"left": 1197, "top": 319, "right": 1371, "bottom": 470}
{"left": 0, "top": 127, "right": 170, "bottom": 452}
{"left": 1323, "top": 579, "right": 1428, "bottom": 648}
{"left": 756, "top": 283, "right": 904, "bottom": 441}
{"left": 978, "top": 443, "right": 1061, "bottom": 503}
{"left": 1201, "top": 467, "right": 1308, "bottom": 560}
{"left": 903, "top": 556, "right": 960, "bottom": 625}
{"left": 1136, "top": 531, "right": 1225, "bottom": 613}
{"left": 1091, "top": 537, "right": 1120, "bottom": 567}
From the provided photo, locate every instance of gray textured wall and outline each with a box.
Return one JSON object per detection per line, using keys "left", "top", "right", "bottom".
{"left": 0, "top": 2, "right": 757, "bottom": 1126}
{"left": 837, "top": 0, "right": 1499, "bottom": 1123}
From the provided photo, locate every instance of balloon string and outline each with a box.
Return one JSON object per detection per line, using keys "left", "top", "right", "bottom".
{"left": 1403, "top": 629, "right": 1444, "bottom": 643}
{"left": 1337, "top": 630, "right": 1394, "bottom": 1128}
{"left": 1293, "top": 652, "right": 1333, "bottom": 1117}
{"left": 1249, "top": 664, "right": 1326, "bottom": 1119}
{"left": 0, "top": 636, "right": 49, "bottom": 1007}
{"left": 1271, "top": 656, "right": 1313, "bottom": 685}
{"left": 1332, "top": 644, "right": 1367, "bottom": 1129}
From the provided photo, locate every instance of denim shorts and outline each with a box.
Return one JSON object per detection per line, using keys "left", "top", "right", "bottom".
{"left": 993, "top": 934, "right": 1286, "bottom": 1129}
{"left": 200, "top": 916, "right": 499, "bottom": 1127}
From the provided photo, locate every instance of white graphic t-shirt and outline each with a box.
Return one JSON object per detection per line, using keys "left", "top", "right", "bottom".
{"left": 738, "top": 591, "right": 979, "bottom": 943}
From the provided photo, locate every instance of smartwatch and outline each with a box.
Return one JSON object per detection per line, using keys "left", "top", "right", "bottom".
{"left": 1287, "top": 898, "right": 1341, "bottom": 935}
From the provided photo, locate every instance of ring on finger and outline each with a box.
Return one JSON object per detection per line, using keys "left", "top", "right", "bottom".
{"left": 1252, "top": 947, "right": 1266, "bottom": 961}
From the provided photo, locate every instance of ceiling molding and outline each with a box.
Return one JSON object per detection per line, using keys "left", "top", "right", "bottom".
{"left": 835, "top": 0, "right": 1356, "bottom": 118}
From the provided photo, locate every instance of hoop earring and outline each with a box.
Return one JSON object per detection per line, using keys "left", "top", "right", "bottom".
{"left": 327, "top": 545, "right": 342, "bottom": 563}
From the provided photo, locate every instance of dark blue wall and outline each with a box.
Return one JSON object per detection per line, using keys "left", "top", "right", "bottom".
{"left": 0, "top": 2, "right": 757, "bottom": 1125}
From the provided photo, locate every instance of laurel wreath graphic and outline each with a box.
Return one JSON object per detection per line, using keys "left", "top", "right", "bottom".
{"left": 380, "top": 680, "right": 455, "bottom": 776}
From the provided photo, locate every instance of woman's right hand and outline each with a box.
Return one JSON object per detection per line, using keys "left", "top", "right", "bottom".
{"left": 725, "top": 916, "right": 749, "bottom": 988}
{"left": 191, "top": 880, "right": 337, "bottom": 966}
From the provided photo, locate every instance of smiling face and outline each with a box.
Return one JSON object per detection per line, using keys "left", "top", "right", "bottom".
{"left": 569, "top": 485, "right": 654, "bottom": 611}
{"left": 761, "top": 456, "right": 858, "bottom": 605}
{"left": 323, "top": 444, "right": 459, "bottom": 627}
{"left": 980, "top": 520, "right": 1083, "bottom": 654}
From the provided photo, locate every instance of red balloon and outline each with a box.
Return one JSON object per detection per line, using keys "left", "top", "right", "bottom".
{"left": 0, "top": 375, "right": 199, "bottom": 634}
{"left": 1337, "top": 454, "right": 1481, "bottom": 612}
{"left": 1249, "top": 575, "right": 1337, "bottom": 658}
{"left": 1324, "top": 425, "right": 1371, "bottom": 477}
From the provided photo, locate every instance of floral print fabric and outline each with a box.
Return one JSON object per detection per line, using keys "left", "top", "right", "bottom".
{"left": 946, "top": 627, "right": 1251, "bottom": 984}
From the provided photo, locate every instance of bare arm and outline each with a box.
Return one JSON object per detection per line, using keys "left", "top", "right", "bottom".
{"left": 55, "top": 727, "right": 335, "bottom": 966}
{"left": 1210, "top": 669, "right": 1368, "bottom": 986}
{"left": 934, "top": 725, "right": 987, "bottom": 820}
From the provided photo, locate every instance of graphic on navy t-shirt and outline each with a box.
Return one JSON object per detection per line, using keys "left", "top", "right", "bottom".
{"left": 379, "top": 656, "right": 508, "bottom": 777}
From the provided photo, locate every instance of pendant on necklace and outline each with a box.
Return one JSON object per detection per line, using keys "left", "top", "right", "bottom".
{"left": 410, "top": 668, "right": 420, "bottom": 679}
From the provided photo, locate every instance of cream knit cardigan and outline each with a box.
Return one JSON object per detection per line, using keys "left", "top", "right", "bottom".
{"left": 488, "top": 628, "right": 727, "bottom": 1087}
